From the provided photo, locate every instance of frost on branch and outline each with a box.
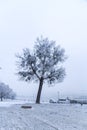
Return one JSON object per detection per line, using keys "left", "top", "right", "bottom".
{"left": 16, "top": 36, "right": 67, "bottom": 103}
{"left": 0, "top": 82, "right": 16, "bottom": 101}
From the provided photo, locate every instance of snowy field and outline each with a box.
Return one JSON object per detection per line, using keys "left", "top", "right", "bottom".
{"left": 0, "top": 101, "right": 87, "bottom": 130}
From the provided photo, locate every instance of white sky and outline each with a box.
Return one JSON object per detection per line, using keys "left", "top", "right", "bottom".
{"left": 0, "top": 0, "right": 87, "bottom": 100}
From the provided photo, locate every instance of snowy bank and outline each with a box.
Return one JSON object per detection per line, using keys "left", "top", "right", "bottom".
{"left": 0, "top": 100, "right": 29, "bottom": 107}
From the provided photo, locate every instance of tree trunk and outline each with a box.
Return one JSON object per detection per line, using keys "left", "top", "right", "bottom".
{"left": 1, "top": 97, "right": 3, "bottom": 101}
{"left": 36, "top": 77, "right": 43, "bottom": 104}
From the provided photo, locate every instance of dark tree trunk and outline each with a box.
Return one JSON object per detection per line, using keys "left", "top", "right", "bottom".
{"left": 36, "top": 77, "right": 43, "bottom": 104}
{"left": 1, "top": 97, "right": 3, "bottom": 101}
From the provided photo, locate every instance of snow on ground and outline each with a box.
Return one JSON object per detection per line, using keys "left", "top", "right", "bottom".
{"left": 0, "top": 100, "right": 29, "bottom": 107}
{"left": 0, "top": 101, "right": 87, "bottom": 130}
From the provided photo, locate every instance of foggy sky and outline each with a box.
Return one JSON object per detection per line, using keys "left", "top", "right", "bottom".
{"left": 0, "top": 0, "right": 87, "bottom": 100}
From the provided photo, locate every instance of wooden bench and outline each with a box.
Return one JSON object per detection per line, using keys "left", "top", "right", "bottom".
{"left": 21, "top": 105, "right": 32, "bottom": 109}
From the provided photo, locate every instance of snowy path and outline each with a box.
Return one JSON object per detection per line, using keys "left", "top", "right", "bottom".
{"left": 0, "top": 104, "right": 57, "bottom": 130}
{"left": 0, "top": 103, "right": 87, "bottom": 130}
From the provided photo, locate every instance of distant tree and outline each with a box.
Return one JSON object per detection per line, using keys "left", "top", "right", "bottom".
{"left": 16, "top": 36, "right": 67, "bottom": 104}
{"left": 0, "top": 82, "right": 16, "bottom": 101}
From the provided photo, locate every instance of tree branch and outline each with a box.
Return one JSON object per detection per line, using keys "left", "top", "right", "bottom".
{"left": 30, "top": 64, "right": 40, "bottom": 80}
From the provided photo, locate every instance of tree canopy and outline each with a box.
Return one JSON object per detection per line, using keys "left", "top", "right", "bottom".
{"left": 0, "top": 82, "right": 16, "bottom": 101}
{"left": 16, "top": 36, "right": 67, "bottom": 103}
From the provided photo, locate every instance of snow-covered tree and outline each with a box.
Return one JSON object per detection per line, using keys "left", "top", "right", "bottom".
{"left": 0, "top": 82, "right": 16, "bottom": 101}
{"left": 16, "top": 36, "right": 67, "bottom": 103}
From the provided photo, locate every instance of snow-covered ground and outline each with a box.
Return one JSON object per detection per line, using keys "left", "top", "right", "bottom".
{"left": 0, "top": 100, "right": 29, "bottom": 107}
{"left": 0, "top": 101, "right": 87, "bottom": 130}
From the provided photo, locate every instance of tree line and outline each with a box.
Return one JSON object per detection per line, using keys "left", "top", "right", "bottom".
{"left": 0, "top": 82, "right": 16, "bottom": 101}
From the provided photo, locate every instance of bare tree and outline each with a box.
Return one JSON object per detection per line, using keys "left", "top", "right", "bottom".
{"left": 0, "top": 82, "right": 16, "bottom": 101}
{"left": 16, "top": 36, "right": 67, "bottom": 104}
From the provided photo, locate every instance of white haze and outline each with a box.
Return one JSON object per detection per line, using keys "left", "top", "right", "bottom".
{"left": 0, "top": 0, "right": 87, "bottom": 101}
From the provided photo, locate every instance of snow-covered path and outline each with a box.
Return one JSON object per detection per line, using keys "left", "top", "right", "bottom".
{"left": 0, "top": 103, "right": 87, "bottom": 130}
